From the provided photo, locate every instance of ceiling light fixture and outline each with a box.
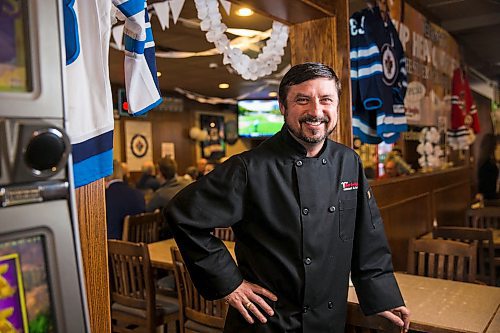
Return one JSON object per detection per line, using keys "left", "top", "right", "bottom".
{"left": 218, "top": 83, "right": 230, "bottom": 89}
{"left": 268, "top": 91, "right": 278, "bottom": 97}
{"left": 235, "top": 8, "right": 254, "bottom": 16}
{"left": 157, "top": 71, "right": 162, "bottom": 77}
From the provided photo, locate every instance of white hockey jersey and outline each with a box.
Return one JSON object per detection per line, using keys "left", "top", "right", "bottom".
{"left": 64, "top": 0, "right": 161, "bottom": 187}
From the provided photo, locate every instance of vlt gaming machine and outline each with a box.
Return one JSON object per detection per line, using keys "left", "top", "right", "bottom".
{"left": 0, "top": 1, "right": 89, "bottom": 332}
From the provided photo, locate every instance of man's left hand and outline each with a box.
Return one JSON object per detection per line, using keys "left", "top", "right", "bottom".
{"left": 377, "top": 306, "right": 410, "bottom": 332}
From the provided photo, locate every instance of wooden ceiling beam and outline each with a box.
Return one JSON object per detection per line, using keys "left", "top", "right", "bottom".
{"left": 228, "top": 0, "right": 335, "bottom": 25}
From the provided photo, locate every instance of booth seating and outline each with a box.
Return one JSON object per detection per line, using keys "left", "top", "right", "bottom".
{"left": 171, "top": 246, "right": 227, "bottom": 333}
{"left": 407, "top": 238, "right": 477, "bottom": 283}
{"left": 433, "top": 226, "right": 497, "bottom": 286}
{"left": 108, "top": 240, "right": 180, "bottom": 333}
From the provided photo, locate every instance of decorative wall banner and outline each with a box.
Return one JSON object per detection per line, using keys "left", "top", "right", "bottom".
{"left": 388, "top": 0, "right": 459, "bottom": 127}
{"left": 200, "top": 114, "right": 225, "bottom": 160}
{"left": 125, "top": 121, "right": 153, "bottom": 171}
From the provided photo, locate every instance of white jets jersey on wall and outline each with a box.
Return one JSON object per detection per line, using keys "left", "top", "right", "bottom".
{"left": 64, "top": 0, "right": 161, "bottom": 188}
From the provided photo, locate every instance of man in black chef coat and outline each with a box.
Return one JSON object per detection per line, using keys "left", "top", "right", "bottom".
{"left": 166, "top": 63, "right": 410, "bottom": 333}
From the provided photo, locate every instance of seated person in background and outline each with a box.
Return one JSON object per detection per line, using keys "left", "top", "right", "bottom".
{"left": 478, "top": 133, "right": 499, "bottom": 201}
{"left": 136, "top": 161, "right": 160, "bottom": 191}
{"left": 120, "top": 162, "right": 130, "bottom": 184}
{"left": 203, "top": 162, "right": 216, "bottom": 175}
{"left": 183, "top": 166, "right": 198, "bottom": 182}
{"left": 379, "top": 159, "right": 400, "bottom": 179}
{"left": 196, "top": 158, "right": 208, "bottom": 179}
{"left": 105, "top": 160, "right": 145, "bottom": 239}
{"left": 146, "top": 157, "right": 192, "bottom": 213}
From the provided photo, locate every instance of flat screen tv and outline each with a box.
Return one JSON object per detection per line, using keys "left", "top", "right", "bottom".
{"left": 237, "top": 99, "right": 283, "bottom": 138}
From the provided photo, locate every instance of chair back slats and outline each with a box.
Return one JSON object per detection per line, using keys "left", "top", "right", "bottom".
{"left": 212, "top": 227, "right": 235, "bottom": 241}
{"left": 122, "top": 211, "right": 162, "bottom": 243}
{"left": 408, "top": 238, "right": 477, "bottom": 283}
{"left": 466, "top": 207, "right": 500, "bottom": 229}
{"left": 171, "top": 246, "right": 227, "bottom": 331}
{"left": 433, "top": 226, "right": 496, "bottom": 286}
{"left": 108, "top": 240, "right": 155, "bottom": 325}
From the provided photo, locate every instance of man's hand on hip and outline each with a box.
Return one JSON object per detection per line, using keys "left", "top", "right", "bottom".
{"left": 224, "top": 280, "right": 278, "bottom": 324}
{"left": 377, "top": 306, "right": 411, "bottom": 332}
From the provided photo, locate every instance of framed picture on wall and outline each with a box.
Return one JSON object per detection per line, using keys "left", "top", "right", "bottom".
{"left": 200, "top": 114, "right": 225, "bottom": 161}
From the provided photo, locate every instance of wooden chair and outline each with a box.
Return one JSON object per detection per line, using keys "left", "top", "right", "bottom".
{"left": 407, "top": 238, "right": 477, "bottom": 283}
{"left": 108, "top": 240, "right": 179, "bottom": 333}
{"left": 212, "top": 227, "right": 235, "bottom": 241}
{"left": 122, "top": 210, "right": 162, "bottom": 243}
{"left": 171, "top": 246, "right": 227, "bottom": 333}
{"left": 466, "top": 207, "right": 500, "bottom": 229}
{"left": 433, "top": 226, "right": 497, "bottom": 286}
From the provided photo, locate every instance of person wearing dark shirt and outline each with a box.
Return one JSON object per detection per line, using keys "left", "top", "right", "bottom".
{"left": 105, "top": 160, "right": 145, "bottom": 239}
{"left": 146, "top": 157, "right": 191, "bottom": 213}
{"left": 478, "top": 134, "right": 499, "bottom": 200}
{"left": 136, "top": 161, "right": 160, "bottom": 191}
{"left": 166, "top": 63, "right": 409, "bottom": 333}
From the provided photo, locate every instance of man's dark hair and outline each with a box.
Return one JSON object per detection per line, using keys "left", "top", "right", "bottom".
{"left": 278, "top": 62, "right": 341, "bottom": 108}
{"left": 157, "top": 156, "right": 177, "bottom": 181}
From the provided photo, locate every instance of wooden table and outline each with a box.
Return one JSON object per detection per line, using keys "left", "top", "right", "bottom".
{"left": 148, "top": 239, "right": 236, "bottom": 270}
{"left": 348, "top": 273, "right": 500, "bottom": 333}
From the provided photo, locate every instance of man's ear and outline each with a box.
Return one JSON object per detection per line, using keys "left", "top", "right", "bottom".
{"left": 279, "top": 102, "right": 286, "bottom": 116}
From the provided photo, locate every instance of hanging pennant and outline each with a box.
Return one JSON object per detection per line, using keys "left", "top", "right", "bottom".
{"left": 153, "top": 1, "right": 170, "bottom": 29}
{"left": 219, "top": 0, "right": 231, "bottom": 16}
{"left": 169, "top": 0, "right": 185, "bottom": 24}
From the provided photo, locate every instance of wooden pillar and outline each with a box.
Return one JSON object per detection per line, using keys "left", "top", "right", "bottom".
{"left": 289, "top": 0, "right": 352, "bottom": 147}
{"left": 76, "top": 179, "right": 111, "bottom": 333}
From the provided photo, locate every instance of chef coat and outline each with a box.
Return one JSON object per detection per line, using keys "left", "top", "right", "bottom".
{"left": 166, "top": 126, "right": 404, "bottom": 333}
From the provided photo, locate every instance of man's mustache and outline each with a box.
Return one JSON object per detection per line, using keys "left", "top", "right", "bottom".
{"left": 299, "top": 115, "right": 330, "bottom": 123}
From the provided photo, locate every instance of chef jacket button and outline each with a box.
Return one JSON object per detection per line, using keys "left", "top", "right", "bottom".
{"left": 322, "top": 158, "right": 327, "bottom": 165}
{"left": 302, "top": 306, "right": 309, "bottom": 313}
{"left": 302, "top": 208, "right": 309, "bottom": 215}
{"left": 328, "top": 206, "right": 336, "bottom": 213}
{"left": 304, "top": 257, "right": 312, "bottom": 265}
{"left": 296, "top": 160, "right": 303, "bottom": 167}
{"left": 328, "top": 301, "right": 333, "bottom": 309}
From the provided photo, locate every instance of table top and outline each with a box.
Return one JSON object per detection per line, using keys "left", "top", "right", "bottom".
{"left": 348, "top": 273, "right": 500, "bottom": 333}
{"left": 148, "top": 238, "right": 236, "bottom": 270}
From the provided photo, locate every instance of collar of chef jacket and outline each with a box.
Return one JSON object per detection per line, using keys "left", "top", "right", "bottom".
{"left": 279, "top": 124, "right": 329, "bottom": 159}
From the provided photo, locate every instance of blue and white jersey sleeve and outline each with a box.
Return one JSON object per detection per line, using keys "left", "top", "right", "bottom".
{"left": 64, "top": 0, "right": 161, "bottom": 188}
{"left": 350, "top": 11, "right": 384, "bottom": 144}
{"left": 113, "top": 0, "right": 162, "bottom": 116}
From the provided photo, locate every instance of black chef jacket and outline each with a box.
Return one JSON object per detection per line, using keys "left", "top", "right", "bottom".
{"left": 166, "top": 126, "right": 404, "bottom": 333}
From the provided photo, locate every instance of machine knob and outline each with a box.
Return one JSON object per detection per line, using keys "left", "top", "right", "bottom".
{"left": 24, "top": 128, "right": 69, "bottom": 176}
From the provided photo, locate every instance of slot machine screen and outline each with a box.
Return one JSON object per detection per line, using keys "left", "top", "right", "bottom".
{"left": 0, "top": 235, "right": 55, "bottom": 332}
{"left": 0, "top": 0, "right": 32, "bottom": 93}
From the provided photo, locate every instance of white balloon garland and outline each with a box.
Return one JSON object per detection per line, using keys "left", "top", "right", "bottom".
{"left": 194, "top": 0, "right": 289, "bottom": 81}
{"left": 416, "top": 127, "right": 444, "bottom": 170}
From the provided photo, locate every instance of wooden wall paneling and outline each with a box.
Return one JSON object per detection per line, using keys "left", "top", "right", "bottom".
{"left": 290, "top": 14, "right": 353, "bottom": 147}
{"left": 75, "top": 179, "right": 111, "bottom": 333}
{"left": 371, "top": 167, "right": 472, "bottom": 270}
{"left": 380, "top": 193, "right": 433, "bottom": 271}
{"left": 433, "top": 181, "right": 471, "bottom": 227}
{"left": 149, "top": 110, "right": 194, "bottom": 175}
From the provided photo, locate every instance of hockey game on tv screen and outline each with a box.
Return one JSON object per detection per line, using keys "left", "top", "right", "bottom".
{"left": 237, "top": 100, "right": 283, "bottom": 138}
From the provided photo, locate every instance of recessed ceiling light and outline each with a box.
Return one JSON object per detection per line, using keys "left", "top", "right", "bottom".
{"left": 236, "top": 8, "right": 254, "bottom": 17}
{"left": 218, "top": 83, "right": 230, "bottom": 89}
{"left": 268, "top": 91, "right": 278, "bottom": 97}
{"left": 157, "top": 71, "right": 162, "bottom": 77}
